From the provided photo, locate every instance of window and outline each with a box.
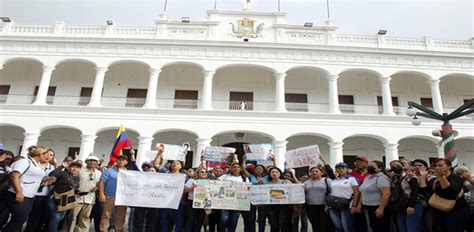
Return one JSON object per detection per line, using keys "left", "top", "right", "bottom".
{"left": 377, "top": 96, "right": 399, "bottom": 114}
{"left": 420, "top": 97, "right": 433, "bottom": 108}
{"left": 174, "top": 90, "right": 198, "bottom": 109}
{"left": 229, "top": 92, "right": 253, "bottom": 110}
{"left": 286, "top": 93, "right": 308, "bottom": 112}
{"left": 126, "top": 89, "right": 147, "bottom": 107}
{"left": 79, "top": 87, "right": 93, "bottom": 106}
{"left": 0, "top": 85, "right": 10, "bottom": 103}
{"left": 339, "top": 95, "right": 354, "bottom": 113}
{"left": 33, "top": 86, "right": 56, "bottom": 104}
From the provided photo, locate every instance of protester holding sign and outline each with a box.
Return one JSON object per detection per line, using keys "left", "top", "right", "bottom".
{"left": 304, "top": 154, "right": 333, "bottom": 232}
{"left": 218, "top": 162, "right": 249, "bottom": 232}
{"left": 98, "top": 155, "right": 129, "bottom": 232}
{"left": 160, "top": 160, "right": 187, "bottom": 232}
{"left": 184, "top": 167, "right": 209, "bottom": 232}
{"left": 242, "top": 154, "right": 274, "bottom": 232}
{"left": 265, "top": 167, "right": 293, "bottom": 232}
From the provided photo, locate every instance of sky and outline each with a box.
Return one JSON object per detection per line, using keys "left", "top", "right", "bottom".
{"left": 0, "top": 0, "right": 472, "bottom": 40}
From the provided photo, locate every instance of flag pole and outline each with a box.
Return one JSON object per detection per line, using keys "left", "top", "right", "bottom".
{"left": 163, "top": 0, "right": 168, "bottom": 12}
{"left": 214, "top": 0, "right": 217, "bottom": 9}
{"left": 326, "top": 0, "right": 330, "bottom": 19}
{"left": 278, "top": 0, "right": 281, "bottom": 12}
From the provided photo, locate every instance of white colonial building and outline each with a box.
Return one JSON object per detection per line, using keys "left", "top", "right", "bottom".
{"left": 0, "top": 2, "right": 473, "bottom": 170}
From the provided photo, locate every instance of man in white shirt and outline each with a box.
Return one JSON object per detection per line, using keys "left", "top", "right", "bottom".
{"left": 69, "top": 155, "right": 102, "bottom": 232}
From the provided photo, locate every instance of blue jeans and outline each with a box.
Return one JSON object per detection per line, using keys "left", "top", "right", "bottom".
{"left": 397, "top": 202, "right": 424, "bottom": 232}
{"left": 160, "top": 203, "right": 186, "bottom": 232}
{"left": 218, "top": 210, "right": 240, "bottom": 232}
{"left": 47, "top": 198, "right": 67, "bottom": 232}
{"left": 329, "top": 208, "right": 354, "bottom": 232}
{"left": 4, "top": 192, "right": 35, "bottom": 232}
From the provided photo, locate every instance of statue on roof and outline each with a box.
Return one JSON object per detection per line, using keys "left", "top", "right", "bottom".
{"left": 243, "top": 0, "right": 253, "bottom": 11}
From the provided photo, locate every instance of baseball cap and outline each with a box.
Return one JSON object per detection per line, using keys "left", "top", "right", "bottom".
{"left": 355, "top": 156, "right": 369, "bottom": 163}
{"left": 335, "top": 162, "right": 349, "bottom": 168}
{"left": 117, "top": 155, "right": 129, "bottom": 161}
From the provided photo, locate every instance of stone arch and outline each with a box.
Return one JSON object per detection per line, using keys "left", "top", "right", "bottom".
{"left": 38, "top": 127, "right": 83, "bottom": 163}
{"left": 0, "top": 125, "right": 26, "bottom": 156}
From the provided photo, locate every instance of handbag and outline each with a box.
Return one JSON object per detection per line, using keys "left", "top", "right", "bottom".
{"left": 428, "top": 180, "right": 463, "bottom": 212}
{"left": 326, "top": 195, "right": 352, "bottom": 210}
{"left": 53, "top": 189, "right": 77, "bottom": 212}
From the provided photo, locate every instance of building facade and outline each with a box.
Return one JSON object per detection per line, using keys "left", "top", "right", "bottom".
{"left": 0, "top": 4, "right": 473, "bottom": 169}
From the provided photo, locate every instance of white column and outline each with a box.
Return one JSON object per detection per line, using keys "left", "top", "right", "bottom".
{"left": 88, "top": 67, "right": 108, "bottom": 107}
{"left": 428, "top": 79, "right": 444, "bottom": 113}
{"left": 272, "top": 140, "right": 288, "bottom": 170}
{"left": 200, "top": 70, "right": 215, "bottom": 110}
{"left": 384, "top": 143, "right": 399, "bottom": 168}
{"left": 143, "top": 68, "right": 161, "bottom": 109}
{"left": 379, "top": 77, "right": 395, "bottom": 115}
{"left": 327, "top": 74, "right": 341, "bottom": 114}
{"left": 274, "top": 72, "right": 287, "bottom": 112}
{"left": 33, "top": 65, "right": 55, "bottom": 105}
{"left": 79, "top": 135, "right": 97, "bottom": 161}
{"left": 136, "top": 136, "right": 154, "bottom": 169}
{"left": 437, "top": 145, "right": 445, "bottom": 158}
{"left": 195, "top": 138, "right": 212, "bottom": 168}
{"left": 329, "top": 141, "right": 344, "bottom": 168}
{"left": 20, "top": 132, "right": 40, "bottom": 157}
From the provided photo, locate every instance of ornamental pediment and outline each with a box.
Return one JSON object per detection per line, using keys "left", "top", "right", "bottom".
{"left": 229, "top": 18, "right": 264, "bottom": 38}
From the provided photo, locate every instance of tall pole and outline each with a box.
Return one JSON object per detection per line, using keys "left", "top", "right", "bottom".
{"left": 326, "top": 0, "right": 331, "bottom": 19}
{"left": 163, "top": 0, "right": 168, "bottom": 12}
{"left": 214, "top": 0, "right": 217, "bottom": 9}
{"left": 278, "top": 0, "right": 281, "bottom": 12}
{"left": 406, "top": 98, "right": 474, "bottom": 167}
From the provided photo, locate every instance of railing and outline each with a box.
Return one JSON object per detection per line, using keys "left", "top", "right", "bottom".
{"left": 4, "top": 94, "right": 469, "bottom": 118}
{"left": 1, "top": 23, "right": 471, "bottom": 52}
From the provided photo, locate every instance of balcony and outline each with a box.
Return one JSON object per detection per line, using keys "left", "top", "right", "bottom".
{"left": 5, "top": 94, "right": 465, "bottom": 117}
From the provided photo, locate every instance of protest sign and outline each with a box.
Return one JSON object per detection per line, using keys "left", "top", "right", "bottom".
{"left": 204, "top": 147, "right": 236, "bottom": 168}
{"left": 244, "top": 144, "right": 273, "bottom": 161}
{"left": 193, "top": 180, "right": 251, "bottom": 211}
{"left": 284, "top": 145, "right": 320, "bottom": 168}
{"left": 157, "top": 143, "right": 186, "bottom": 161}
{"left": 250, "top": 184, "right": 305, "bottom": 205}
{"left": 115, "top": 171, "right": 185, "bottom": 209}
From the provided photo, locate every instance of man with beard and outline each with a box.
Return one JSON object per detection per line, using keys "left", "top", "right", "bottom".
{"left": 350, "top": 156, "right": 370, "bottom": 232}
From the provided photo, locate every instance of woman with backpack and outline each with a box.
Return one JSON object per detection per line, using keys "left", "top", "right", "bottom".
{"left": 3, "top": 146, "right": 50, "bottom": 232}
{"left": 358, "top": 160, "right": 391, "bottom": 232}
{"left": 389, "top": 160, "right": 423, "bottom": 232}
{"left": 327, "top": 162, "right": 360, "bottom": 232}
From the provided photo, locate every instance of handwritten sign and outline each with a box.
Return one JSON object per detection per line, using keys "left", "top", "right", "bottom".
{"left": 193, "top": 180, "right": 251, "bottom": 211}
{"left": 284, "top": 145, "right": 320, "bottom": 168}
{"left": 250, "top": 184, "right": 305, "bottom": 205}
{"left": 244, "top": 144, "right": 273, "bottom": 161}
{"left": 115, "top": 171, "right": 185, "bottom": 209}
{"left": 204, "top": 147, "right": 236, "bottom": 168}
{"left": 157, "top": 143, "right": 186, "bottom": 161}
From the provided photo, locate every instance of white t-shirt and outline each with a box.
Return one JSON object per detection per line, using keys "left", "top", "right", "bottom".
{"left": 35, "top": 163, "right": 54, "bottom": 196}
{"left": 8, "top": 157, "right": 46, "bottom": 198}
{"left": 77, "top": 168, "right": 102, "bottom": 204}
{"left": 329, "top": 176, "right": 359, "bottom": 199}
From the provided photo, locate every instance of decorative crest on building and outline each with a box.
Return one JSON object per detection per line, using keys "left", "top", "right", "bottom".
{"left": 229, "top": 18, "right": 264, "bottom": 38}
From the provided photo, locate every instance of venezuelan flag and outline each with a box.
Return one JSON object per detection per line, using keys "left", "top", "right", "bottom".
{"left": 109, "top": 124, "right": 132, "bottom": 167}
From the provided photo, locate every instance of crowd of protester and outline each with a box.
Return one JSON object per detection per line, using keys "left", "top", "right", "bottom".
{"left": 0, "top": 142, "right": 473, "bottom": 232}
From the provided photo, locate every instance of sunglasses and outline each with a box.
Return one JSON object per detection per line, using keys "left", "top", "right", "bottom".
{"left": 89, "top": 173, "right": 93, "bottom": 181}
{"left": 199, "top": 171, "right": 207, "bottom": 174}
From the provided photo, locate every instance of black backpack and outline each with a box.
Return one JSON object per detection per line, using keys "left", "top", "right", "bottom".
{"left": 389, "top": 175, "right": 407, "bottom": 213}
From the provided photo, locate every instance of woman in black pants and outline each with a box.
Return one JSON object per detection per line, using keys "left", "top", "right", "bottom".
{"left": 266, "top": 167, "right": 292, "bottom": 232}
{"left": 358, "top": 160, "right": 391, "bottom": 232}
{"left": 184, "top": 167, "right": 209, "bottom": 232}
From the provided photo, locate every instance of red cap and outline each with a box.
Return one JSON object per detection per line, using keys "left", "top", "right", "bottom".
{"left": 355, "top": 156, "right": 369, "bottom": 163}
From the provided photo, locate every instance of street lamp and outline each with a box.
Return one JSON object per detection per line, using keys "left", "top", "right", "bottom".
{"left": 406, "top": 98, "right": 474, "bottom": 167}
